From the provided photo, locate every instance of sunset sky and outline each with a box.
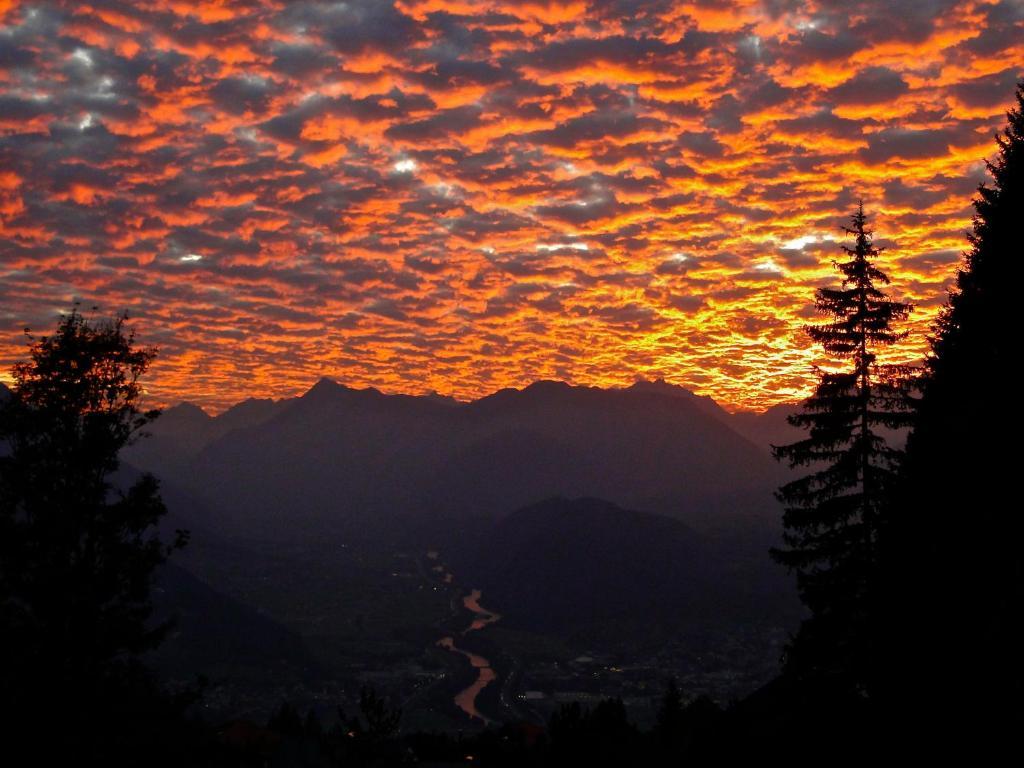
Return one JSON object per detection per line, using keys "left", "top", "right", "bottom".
{"left": 0, "top": 1, "right": 1021, "bottom": 412}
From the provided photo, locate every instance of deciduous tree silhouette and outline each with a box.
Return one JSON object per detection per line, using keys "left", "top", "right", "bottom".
{"left": 772, "top": 206, "right": 914, "bottom": 688}
{"left": 0, "top": 308, "right": 187, "bottom": 758}
{"left": 875, "top": 80, "right": 1024, "bottom": 747}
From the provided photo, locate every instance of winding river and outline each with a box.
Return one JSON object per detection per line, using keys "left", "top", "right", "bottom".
{"left": 437, "top": 589, "right": 501, "bottom": 723}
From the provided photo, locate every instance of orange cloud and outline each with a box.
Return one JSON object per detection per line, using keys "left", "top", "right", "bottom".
{"left": 0, "top": 1, "right": 1019, "bottom": 413}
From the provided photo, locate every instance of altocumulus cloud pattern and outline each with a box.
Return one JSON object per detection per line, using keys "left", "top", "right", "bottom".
{"left": 0, "top": 1, "right": 1021, "bottom": 410}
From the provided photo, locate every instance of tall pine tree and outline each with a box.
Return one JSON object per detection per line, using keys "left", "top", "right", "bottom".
{"left": 772, "top": 205, "right": 913, "bottom": 687}
{"left": 874, "top": 80, "right": 1023, "bottom": 747}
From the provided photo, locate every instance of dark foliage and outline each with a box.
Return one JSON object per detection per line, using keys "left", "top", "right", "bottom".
{"left": 545, "top": 698, "right": 637, "bottom": 767}
{"left": 0, "top": 309, "right": 189, "bottom": 763}
{"left": 651, "top": 680, "right": 723, "bottom": 765}
{"left": 771, "top": 206, "right": 914, "bottom": 687}
{"left": 206, "top": 684, "right": 725, "bottom": 767}
{"left": 874, "top": 80, "right": 1024, "bottom": 748}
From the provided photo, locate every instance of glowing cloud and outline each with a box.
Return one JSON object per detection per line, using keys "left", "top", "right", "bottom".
{"left": 0, "top": 1, "right": 1020, "bottom": 412}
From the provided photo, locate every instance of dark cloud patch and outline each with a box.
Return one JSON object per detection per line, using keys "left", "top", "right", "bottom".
{"left": 443, "top": 209, "right": 534, "bottom": 241}
{"left": 729, "top": 310, "right": 787, "bottom": 336}
{"left": 704, "top": 93, "right": 745, "bottom": 134}
{"left": 735, "top": 265, "right": 786, "bottom": 282}
{"left": 655, "top": 256, "right": 695, "bottom": 275}
{"left": 590, "top": 139, "right": 671, "bottom": 167}
{"left": 526, "top": 110, "right": 666, "bottom": 148}
{"left": 947, "top": 67, "right": 1022, "bottom": 109}
{"left": 665, "top": 293, "right": 706, "bottom": 313}
{"left": 400, "top": 187, "right": 465, "bottom": 217}
{"left": 987, "top": 0, "right": 1024, "bottom": 24}
{"left": 677, "top": 131, "right": 726, "bottom": 157}
{"left": 901, "top": 248, "right": 962, "bottom": 272}
{"left": 476, "top": 282, "right": 578, "bottom": 319}
{"left": 260, "top": 90, "right": 436, "bottom": 144}
{"left": 861, "top": 128, "right": 953, "bottom": 164}
{"left": 574, "top": 302, "right": 665, "bottom": 331}
{"left": 956, "top": 0, "right": 1024, "bottom": 55}
{"left": 652, "top": 159, "right": 697, "bottom": 180}
{"left": 418, "top": 10, "right": 499, "bottom": 55}
{"left": 403, "top": 254, "right": 450, "bottom": 274}
{"left": 0, "top": 42, "right": 36, "bottom": 69}
{"left": 534, "top": 194, "right": 626, "bottom": 224}
{"left": 751, "top": 182, "right": 801, "bottom": 202}
{"left": 828, "top": 67, "right": 909, "bottom": 105}
{"left": 385, "top": 105, "right": 483, "bottom": 142}
{"left": 780, "top": 28, "right": 859, "bottom": 65}
{"left": 849, "top": 0, "right": 960, "bottom": 44}
{"left": 776, "top": 247, "right": 822, "bottom": 270}
{"left": 777, "top": 110, "right": 866, "bottom": 140}
{"left": 406, "top": 58, "right": 511, "bottom": 90}
{"left": 924, "top": 170, "right": 988, "bottom": 200}
{"left": 0, "top": 95, "right": 52, "bottom": 121}
{"left": 748, "top": 77, "right": 803, "bottom": 110}
{"left": 210, "top": 75, "right": 275, "bottom": 115}
{"left": 486, "top": 251, "right": 567, "bottom": 278}
{"left": 550, "top": 171, "right": 659, "bottom": 198}
{"left": 48, "top": 161, "right": 117, "bottom": 192}
{"left": 513, "top": 34, "right": 684, "bottom": 74}
{"left": 883, "top": 178, "right": 948, "bottom": 209}
{"left": 169, "top": 228, "right": 262, "bottom": 258}
{"left": 282, "top": 1, "right": 422, "bottom": 56}
{"left": 714, "top": 198, "right": 774, "bottom": 223}
{"left": 270, "top": 43, "right": 338, "bottom": 77}
{"left": 647, "top": 192, "right": 696, "bottom": 212}
{"left": 257, "top": 107, "right": 313, "bottom": 144}
{"left": 364, "top": 298, "right": 409, "bottom": 322}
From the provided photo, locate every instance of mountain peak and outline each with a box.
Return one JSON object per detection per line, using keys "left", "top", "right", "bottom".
{"left": 522, "top": 379, "right": 573, "bottom": 394}
{"left": 626, "top": 378, "right": 731, "bottom": 417}
{"left": 303, "top": 377, "right": 346, "bottom": 399}
{"left": 163, "top": 402, "right": 211, "bottom": 422}
{"left": 301, "top": 378, "right": 389, "bottom": 406}
{"left": 628, "top": 377, "right": 693, "bottom": 396}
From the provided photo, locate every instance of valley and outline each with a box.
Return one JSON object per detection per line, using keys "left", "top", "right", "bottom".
{"left": 132, "top": 378, "right": 802, "bottom": 729}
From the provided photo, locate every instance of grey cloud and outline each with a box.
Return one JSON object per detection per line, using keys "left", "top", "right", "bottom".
{"left": 828, "top": 67, "right": 909, "bottom": 105}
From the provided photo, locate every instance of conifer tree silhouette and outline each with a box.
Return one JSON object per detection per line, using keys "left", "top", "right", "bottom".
{"left": 875, "top": 80, "right": 1024, "bottom": 747}
{"left": 772, "top": 206, "right": 913, "bottom": 686}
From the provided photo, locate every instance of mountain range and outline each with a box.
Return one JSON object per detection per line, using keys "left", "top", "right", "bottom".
{"left": 129, "top": 378, "right": 797, "bottom": 545}
{"left": 8, "top": 375, "right": 808, "bottom": 710}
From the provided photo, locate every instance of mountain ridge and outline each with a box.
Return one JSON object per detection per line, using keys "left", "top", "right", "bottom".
{"left": 126, "top": 378, "right": 792, "bottom": 545}
{"left": 452, "top": 496, "right": 798, "bottom": 640}
{"left": 147, "top": 377, "right": 796, "bottom": 459}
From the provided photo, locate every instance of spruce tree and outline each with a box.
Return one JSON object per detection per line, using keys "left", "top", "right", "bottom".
{"left": 875, "top": 80, "right": 1023, "bottom": 745}
{"left": 772, "top": 205, "right": 913, "bottom": 686}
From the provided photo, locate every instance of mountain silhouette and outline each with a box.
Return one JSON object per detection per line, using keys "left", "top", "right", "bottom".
{"left": 149, "top": 560, "right": 316, "bottom": 683}
{"left": 129, "top": 379, "right": 788, "bottom": 544}
{"left": 728, "top": 403, "right": 801, "bottom": 454}
{"left": 130, "top": 397, "right": 282, "bottom": 475}
{"left": 451, "top": 497, "right": 797, "bottom": 639}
